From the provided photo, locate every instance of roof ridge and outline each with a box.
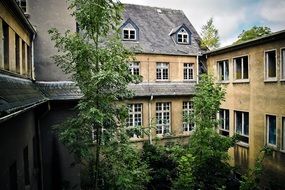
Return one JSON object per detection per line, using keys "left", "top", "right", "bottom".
{"left": 123, "top": 3, "right": 183, "bottom": 12}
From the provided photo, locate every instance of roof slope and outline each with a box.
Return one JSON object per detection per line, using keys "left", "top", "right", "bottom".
{"left": 122, "top": 4, "right": 203, "bottom": 56}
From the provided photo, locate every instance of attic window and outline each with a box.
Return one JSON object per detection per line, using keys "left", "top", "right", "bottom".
{"left": 123, "top": 28, "right": 136, "bottom": 40}
{"left": 16, "top": 0, "right": 27, "bottom": 12}
{"left": 177, "top": 28, "right": 189, "bottom": 44}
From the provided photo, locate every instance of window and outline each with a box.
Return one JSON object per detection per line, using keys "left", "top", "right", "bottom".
{"left": 156, "top": 62, "right": 169, "bottom": 80}
{"left": 182, "top": 101, "right": 194, "bottom": 132}
{"left": 15, "top": 34, "right": 20, "bottom": 74}
{"left": 234, "top": 56, "right": 249, "bottom": 80}
{"left": 127, "top": 104, "right": 143, "bottom": 138}
{"left": 281, "top": 48, "right": 285, "bottom": 79}
{"left": 235, "top": 111, "right": 249, "bottom": 144}
{"left": 3, "top": 21, "right": 9, "bottom": 70}
{"left": 156, "top": 102, "right": 171, "bottom": 135}
{"left": 266, "top": 115, "right": 276, "bottom": 146}
{"left": 281, "top": 117, "right": 285, "bottom": 150}
{"left": 27, "top": 45, "right": 31, "bottom": 77}
{"left": 184, "top": 63, "right": 194, "bottom": 80}
{"left": 219, "top": 109, "right": 229, "bottom": 136}
{"left": 265, "top": 50, "right": 276, "bottom": 80}
{"left": 177, "top": 28, "right": 189, "bottom": 44}
{"left": 122, "top": 23, "right": 137, "bottom": 40}
{"left": 16, "top": 0, "right": 27, "bottom": 12}
{"left": 23, "top": 146, "right": 30, "bottom": 185}
{"left": 9, "top": 161, "right": 18, "bottom": 190}
{"left": 217, "top": 60, "right": 229, "bottom": 81}
{"left": 22, "top": 41, "right": 26, "bottom": 74}
{"left": 129, "top": 62, "right": 140, "bottom": 75}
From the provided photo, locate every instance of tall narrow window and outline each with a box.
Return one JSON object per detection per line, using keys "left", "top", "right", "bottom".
{"left": 217, "top": 60, "right": 229, "bottom": 81}
{"left": 281, "top": 49, "right": 285, "bottom": 80}
{"left": 156, "top": 102, "right": 171, "bottom": 135}
{"left": 219, "top": 109, "right": 229, "bottom": 136}
{"left": 3, "top": 21, "right": 9, "bottom": 70}
{"left": 183, "top": 63, "right": 194, "bottom": 80}
{"left": 282, "top": 117, "right": 285, "bottom": 150}
{"left": 15, "top": 34, "right": 20, "bottom": 74}
{"left": 27, "top": 45, "right": 31, "bottom": 77}
{"left": 234, "top": 56, "right": 249, "bottom": 80}
{"left": 23, "top": 146, "right": 30, "bottom": 185}
{"left": 9, "top": 161, "right": 18, "bottom": 190}
{"left": 129, "top": 62, "right": 140, "bottom": 75}
{"left": 22, "top": 41, "right": 26, "bottom": 74}
{"left": 156, "top": 62, "right": 169, "bottom": 80}
{"left": 266, "top": 115, "right": 276, "bottom": 146}
{"left": 182, "top": 101, "right": 194, "bottom": 132}
{"left": 177, "top": 28, "right": 189, "bottom": 44}
{"left": 127, "top": 103, "right": 143, "bottom": 138}
{"left": 235, "top": 111, "right": 249, "bottom": 144}
{"left": 265, "top": 50, "right": 276, "bottom": 80}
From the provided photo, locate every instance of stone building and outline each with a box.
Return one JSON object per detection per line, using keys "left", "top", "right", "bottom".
{"left": 206, "top": 30, "right": 285, "bottom": 187}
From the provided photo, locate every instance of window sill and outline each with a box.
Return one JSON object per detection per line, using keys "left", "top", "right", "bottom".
{"left": 264, "top": 78, "right": 277, "bottom": 83}
{"left": 217, "top": 81, "right": 230, "bottom": 84}
{"left": 183, "top": 79, "right": 196, "bottom": 83}
{"left": 266, "top": 143, "right": 277, "bottom": 149}
{"left": 236, "top": 141, "right": 249, "bottom": 148}
{"left": 233, "top": 79, "right": 250, "bottom": 84}
{"left": 156, "top": 80, "right": 170, "bottom": 83}
{"left": 280, "top": 79, "right": 285, "bottom": 82}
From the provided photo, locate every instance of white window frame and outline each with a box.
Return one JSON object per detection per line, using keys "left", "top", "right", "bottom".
{"left": 266, "top": 114, "right": 277, "bottom": 147}
{"left": 264, "top": 49, "right": 277, "bottom": 81}
{"left": 235, "top": 111, "right": 249, "bottom": 144}
{"left": 217, "top": 60, "right": 229, "bottom": 81}
{"left": 182, "top": 101, "right": 194, "bottom": 132}
{"left": 281, "top": 48, "right": 285, "bottom": 80}
{"left": 127, "top": 103, "right": 143, "bottom": 138}
{"left": 219, "top": 109, "right": 229, "bottom": 136}
{"left": 123, "top": 28, "right": 136, "bottom": 40}
{"left": 177, "top": 28, "right": 189, "bottom": 44}
{"left": 233, "top": 55, "right": 249, "bottom": 81}
{"left": 156, "top": 102, "right": 171, "bottom": 135}
{"left": 156, "top": 62, "right": 169, "bottom": 81}
{"left": 183, "top": 63, "right": 194, "bottom": 81}
{"left": 129, "top": 62, "right": 140, "bottom": 75}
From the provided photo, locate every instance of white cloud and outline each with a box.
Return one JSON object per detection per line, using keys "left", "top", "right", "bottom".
{"left": 259, "top": 0, "right": 285, "bottom": 23}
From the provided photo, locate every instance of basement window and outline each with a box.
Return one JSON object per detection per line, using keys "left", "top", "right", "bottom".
{"left": 265, "top": 50, "right": 277, "bottom": 81}
{"left": 266, "top": 115, "right": 276, "bottom": 146}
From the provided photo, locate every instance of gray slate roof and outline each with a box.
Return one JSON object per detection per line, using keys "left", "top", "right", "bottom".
{"left": 128, "top": 82, "right": 196, "bottom": 97}
{"left": 122, "top": 4, "right": 203, "bottom": 56}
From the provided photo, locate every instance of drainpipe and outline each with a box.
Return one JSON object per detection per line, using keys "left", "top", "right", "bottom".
{"left": 31, "top": 33, "right": 36, "bottom": 80}
{"left": 196, "top": 54, "right": 199, "bottom": 84}
{"left": 148, "top": 94, "right": 153, "bottom": 144}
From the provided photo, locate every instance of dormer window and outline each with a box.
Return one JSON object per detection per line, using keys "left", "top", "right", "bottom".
{"left": 120, "top": 19, "right": 139, "bottom": 41}
{"left": 123, "top": 28, "right": 136, "bottom": 40}
{"left": 177, "top": 28, "right": 189, "bottom": 44}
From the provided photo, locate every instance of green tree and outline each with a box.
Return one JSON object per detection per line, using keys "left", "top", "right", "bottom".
{"left": 234, "top": 26, "right": 271, "bottom": 44}
{"left": 173, "top": 75, "right": 238, "bottom": 190}
{"left": 200, "top": 17, "right": 220, "bottom": 50}
{"left": 49, "top": 0, "right": 148, "bottom": 189}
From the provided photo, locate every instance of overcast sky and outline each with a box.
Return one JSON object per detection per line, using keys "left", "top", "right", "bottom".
{"left": 120, "top": 0, "right": 285, "bottom": 46}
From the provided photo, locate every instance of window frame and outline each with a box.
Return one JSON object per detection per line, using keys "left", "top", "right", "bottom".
{"left": 126, "top": 103, "right": 143, "bottom": 139}
{"left": 219, "top": 109, "right": 230, "bottom": 136}
{"left": 281, "top": 48, "right": 285, "bottom": 81}
{"left": 156, "top": 62, "right": 169, "bottom": 81}
{"left": 129, "top": 62, "right": 140, "bottom": 75}
{"left": 266, "top": 114, "right": 277, "bottom": 147}
{"left": 183, "top": 63, "right": 194, "bottom": 81}
{"left": 182, "top": 101, "right": 194, "bottom": 132}
{"left": 156, "top": 102, "right": 171, "bottom": 135}
{"left": 264, "top": 49, "right": 277, "bottom": 81}
{"left": 122, "top": 28, "right": 136, "bottom": 41}
{"left": 217, "top": 59, "right": 229, "bottom": 82}
{"left": 177, "top": 28, "right": 189, "bottom": 44}
{"left": 235, "top": 111, "right": 249, "bottom": 144}
{"left": 282, "top": 117, "right": 285, "bottom": 151}
{"left": 3, "top": 21, "right": 9, "bottom": 71}
{"left": 233, "top": 55, "right": 249, "bottom": 82}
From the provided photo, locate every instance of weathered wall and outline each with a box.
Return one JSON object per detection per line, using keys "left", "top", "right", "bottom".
{"left": 28, "top": 0, "right": 76, "bottom": 81}
{"left": 135, "top": 53, "right": 197, "bottom": 82}
{"left": 207, "top": 39, "right": 285, "bottom": 186}
{"left": 0, "top": 110, "right": 40, "bottom": 190}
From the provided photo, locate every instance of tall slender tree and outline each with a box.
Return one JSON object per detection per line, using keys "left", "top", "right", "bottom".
{"left": 200, "top": 17, "right": 220, "bottom": 50}
{"left": 49, "top": 0, "right": 146, "bottom": 189}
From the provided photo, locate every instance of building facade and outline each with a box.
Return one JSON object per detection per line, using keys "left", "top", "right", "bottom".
{"left": 207, "top": 31, "right": 285, "bottom": 187}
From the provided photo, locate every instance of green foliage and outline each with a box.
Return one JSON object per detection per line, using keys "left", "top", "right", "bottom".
{"left": 200, "top": 17, "right": 220, "bottom": 50}
{"left": 240, "top": 147, "right": 273, "bottom": 190}
{"left": 173, "top": 75, "right": 238, "bottom": 190}
{"left": 49, "top": 0, "right": 146, "bottom": 189}
{"left": 234, "top": 26, "right": 271, "bottom": 44}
